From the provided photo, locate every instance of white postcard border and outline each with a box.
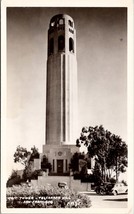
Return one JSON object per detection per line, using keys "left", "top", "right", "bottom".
{"left": 1, "top": 0, "right": 133, "bottom": 213}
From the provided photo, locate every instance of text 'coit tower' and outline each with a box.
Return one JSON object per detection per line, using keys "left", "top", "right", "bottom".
{"left": 46, "top": 14, "right": 78, "bottom": 146}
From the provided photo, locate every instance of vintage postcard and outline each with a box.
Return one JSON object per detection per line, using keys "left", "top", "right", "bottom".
{"left": 1, "top": 0, "right": 133, "bottom": 213}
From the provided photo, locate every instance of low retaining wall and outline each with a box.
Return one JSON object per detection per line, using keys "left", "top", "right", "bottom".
{"left": 31, "top": 176, "right": 91, "bottom": 192}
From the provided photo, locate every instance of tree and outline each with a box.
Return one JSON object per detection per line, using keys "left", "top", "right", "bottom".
{"left": 69, "top": 152, "right": 91, "bottom": 177}
{"left": 92, "top": 162, "right": 103, "bottom": 185}
{"left": 106, "top": 134, "right": 127, "bottom": 181}
{"left": 14, "top": 146, "right": 31, "bottom": 166}
{"left": 23, "top": 161, "right": 34, "bottom": 182}
{"left": 14, "top": 145, "right": 40, "bottom": 166}
{"left": 69, "top": 152, "right": 85, "bottom": 173}
{"left": 13, "top": 145, "right": 40, "bottom": 181}
{"left": 76, "top": 125, "right": 128, "bottom": 182}
{"left": 29, "top": 146, "right": 39, "bottom": 161}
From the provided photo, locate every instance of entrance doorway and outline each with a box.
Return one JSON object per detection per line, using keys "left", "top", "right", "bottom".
{"left": 57, "top": 159, "right": 63, "bottom": 174}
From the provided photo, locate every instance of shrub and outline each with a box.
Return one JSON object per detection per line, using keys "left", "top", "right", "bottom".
{"left": 6, "top": 170, "right": 24, "bottom": 187}
{"left": 73, "top": 172, "right": 81, "bottom": 180}
{"left": 41, "top": 155, "right": 52, "bottom": 172}
{"left": 6, "top": 176, "right": 22, "bottom": 187}
{"left": 81, "top": 174, "right": 94, "bottom": 183}
{"left": 31, "top": 169, "right": 44, "bottom": 180}
{"left": 109, "top": 178, "right": 116, "bottom": 184}
{"left": 6, "top": 183, "right": 91, "bottom": 208}
{"left": 73, "top": 172, "right": 94, "bottom": 183}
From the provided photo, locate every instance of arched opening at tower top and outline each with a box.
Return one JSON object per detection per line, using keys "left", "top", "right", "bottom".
{"left": 51, "top": 21, "right": 55, "bottom": 27}
{"left": 69, "top": 37, "right": 74, "bottom": 53}
{"left": 49, "top": 38, "right": 54, "bottom": 55}
{"left": 59, "top": 18, "right": 64, "bottom": 25}
{"left": 68, "top": 20, "right": 73, "bottom": 27}
{"left": 58, "top": 35, "right": 65, "bottom": 51}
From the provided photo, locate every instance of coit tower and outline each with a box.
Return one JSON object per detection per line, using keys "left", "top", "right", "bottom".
{"left": 46, "top": 14, "right": 78, "bottom": 146}
{"left": 42, "top": 14, "right": 79, "bottom": 175}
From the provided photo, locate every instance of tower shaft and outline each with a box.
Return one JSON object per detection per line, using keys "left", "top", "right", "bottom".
{"left": 46, "top": 14, "right": 78, "bottom": 145}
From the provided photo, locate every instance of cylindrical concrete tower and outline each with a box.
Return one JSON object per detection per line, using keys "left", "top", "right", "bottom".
{"left": 46, "top": 14, "right": 78, "bottom": 146}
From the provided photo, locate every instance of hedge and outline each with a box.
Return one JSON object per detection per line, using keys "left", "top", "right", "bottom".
{"left": 6, "top": 183, "right": 91, "bottom": 208}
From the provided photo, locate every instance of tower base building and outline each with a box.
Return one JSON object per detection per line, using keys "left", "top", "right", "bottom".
{"left": 42, "top": 145, "right": 79, "bottom": 175}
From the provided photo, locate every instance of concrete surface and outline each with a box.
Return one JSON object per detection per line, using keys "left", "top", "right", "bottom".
{"left": 79, "top": 191, "right": 128, "bottom": 208}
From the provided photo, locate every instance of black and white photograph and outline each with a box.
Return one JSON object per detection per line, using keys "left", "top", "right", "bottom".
{"left": 1, "top": 0, "right": 133, "bottom": 213}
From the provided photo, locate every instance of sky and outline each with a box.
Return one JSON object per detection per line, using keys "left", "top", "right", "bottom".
{"left": 6, "top": 7, "right": 127, "bottom": 176}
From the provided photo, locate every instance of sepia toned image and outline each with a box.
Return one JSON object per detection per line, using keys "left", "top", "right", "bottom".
{"left": 1, "top": 1, "right": 133, "bottom": 213}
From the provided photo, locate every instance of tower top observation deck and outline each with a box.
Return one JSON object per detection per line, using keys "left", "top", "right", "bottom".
{"left": 48, "top": 14, "right": 76, "bottom": 56}
{"left": 49, "top": 14, "right": 75, "bottom": 29}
